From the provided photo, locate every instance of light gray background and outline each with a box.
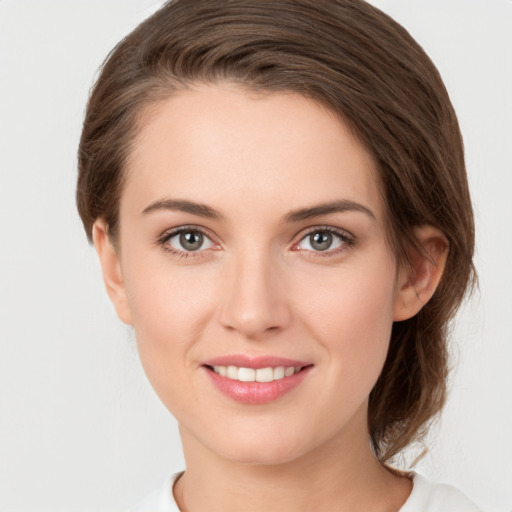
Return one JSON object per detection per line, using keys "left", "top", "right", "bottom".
{"left": 0, "top": 1, "right": 511, "bottom": 511}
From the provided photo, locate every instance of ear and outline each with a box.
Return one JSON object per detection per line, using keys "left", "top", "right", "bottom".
{"left": 92, "top": 219, "right": 133, "bottom": 325}
{"left": 393, "top": 225, "right": 449, "bottom": 322}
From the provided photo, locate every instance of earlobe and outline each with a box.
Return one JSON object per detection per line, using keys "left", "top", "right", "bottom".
{"left": 393, "top": 225, "right": 449, "bottom": 322}
{"left": 92, "top": 220, "right": 133, "bottom": 325}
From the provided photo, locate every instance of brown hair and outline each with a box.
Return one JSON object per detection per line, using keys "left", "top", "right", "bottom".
{"left": 77, "top": 0, "right": 475, "bottom": 463}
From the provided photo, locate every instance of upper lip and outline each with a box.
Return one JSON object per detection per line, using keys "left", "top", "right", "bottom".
{"left": 202, "top": 354, "right": 311, "bottom": 369}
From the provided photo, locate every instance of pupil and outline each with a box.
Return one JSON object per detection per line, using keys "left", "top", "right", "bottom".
{"left": 311, "top": 232, "right": 332, "bottom": 251}
{"left": 180, "top": 231, "right": 203, "bottom": 251}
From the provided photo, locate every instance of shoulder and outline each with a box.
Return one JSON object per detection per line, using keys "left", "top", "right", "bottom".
{"left": 126, "top": 473, "right": 182, "bottom": 512}
{"left": 400, "top": 473, "right": 481, "bottom": 512}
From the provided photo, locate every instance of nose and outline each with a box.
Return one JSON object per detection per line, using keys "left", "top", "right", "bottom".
{"left": 219, "top": 250, "right": 291, "bottom": 340}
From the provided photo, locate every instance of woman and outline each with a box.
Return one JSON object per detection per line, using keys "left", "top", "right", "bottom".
{"left": 77, "top": 1, "right": 479, "bottom": 510}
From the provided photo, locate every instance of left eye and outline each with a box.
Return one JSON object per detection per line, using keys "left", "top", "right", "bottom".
{"left": 166, "top": 229, "right": 216, "bottom": 252}
{"left": 296, "top": 230, "right": 346, "bottom": 252}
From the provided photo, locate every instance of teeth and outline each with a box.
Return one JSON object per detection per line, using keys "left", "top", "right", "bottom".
{"left": 227, "top": 366, "right": 238, "bottom": 379}
{"left": 238, "top": 367, "right": 255, "bottom": 382}
{"left": 284, "top": 366, "right": 295, "bottom": 377}
{"left": 211, "top": 365, "right": 301, "bottom": 382}
{"left": 256, "top": 367, "right": 273, "bottom": 382}
{"left": 273, "top": 366, "right": 285, "bottom": 380}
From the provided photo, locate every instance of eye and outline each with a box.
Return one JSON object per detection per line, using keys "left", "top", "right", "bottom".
{"left": 294, "top": 228, "right": 353, "bottom": 254}
{"left": 159, "top": 227, "right": 218, "bottom": 255}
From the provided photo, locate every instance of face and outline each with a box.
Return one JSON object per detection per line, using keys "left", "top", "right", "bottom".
{"left": 104, "top": 83, "right": 407, "bottom": 465}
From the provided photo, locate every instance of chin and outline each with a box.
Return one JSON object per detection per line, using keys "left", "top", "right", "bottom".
{"left": 204, "top": 427, "right": 319, "bottom": 466}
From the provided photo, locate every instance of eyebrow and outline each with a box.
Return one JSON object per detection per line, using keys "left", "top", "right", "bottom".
{"left": 283, "top": 200, "right": 376, "bottom": 223}
{"left": 141, "top": 198, "right": 375, "bottom": 222}
{"left": 142, "top": 199, "right": 224, "bottom": 219}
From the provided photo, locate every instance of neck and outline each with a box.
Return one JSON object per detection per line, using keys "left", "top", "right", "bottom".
{"left": 174, "top": 407, "right": 411, "bottom": 512}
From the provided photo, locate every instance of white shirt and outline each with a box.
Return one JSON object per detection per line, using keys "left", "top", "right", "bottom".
{"left": 128, "top": 472, "right": 481, "bottom": 512}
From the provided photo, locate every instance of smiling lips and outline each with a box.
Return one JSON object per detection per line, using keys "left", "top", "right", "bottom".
{"left": 211, "top": 365, "right": 302, "bottom": 382}
{"left": 203, "top": 356, "right": 313, "bottom": 404}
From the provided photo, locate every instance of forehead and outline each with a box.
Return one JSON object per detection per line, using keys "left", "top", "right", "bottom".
{"left": 123, "top": 83, "right": 384, "bottom": 224}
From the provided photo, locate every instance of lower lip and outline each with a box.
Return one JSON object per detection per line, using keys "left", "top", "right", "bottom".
{"left": 203, "top": 366, "right": 312, "bottom": 405}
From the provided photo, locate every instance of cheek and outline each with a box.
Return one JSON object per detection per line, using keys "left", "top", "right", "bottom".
{"left": 296, "top": 252, "right": 396, "bottom": 333}
{"left": 291, "top": 252, "right": 397, "bottom": 382}
{"left": 122, "top": 254, "right": 219, "bottom": 373}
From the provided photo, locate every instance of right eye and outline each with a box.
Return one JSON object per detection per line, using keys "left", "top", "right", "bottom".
{"left": 159, "top": 227, "right": 218, "bottom": 257}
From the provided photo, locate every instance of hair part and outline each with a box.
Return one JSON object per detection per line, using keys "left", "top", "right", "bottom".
{"left": 77, "top": 0, "right": 476, "bottom": 463}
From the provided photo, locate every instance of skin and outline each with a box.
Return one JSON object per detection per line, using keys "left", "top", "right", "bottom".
{"left": 94, "top": 83, "right": 448, "bottom": 512}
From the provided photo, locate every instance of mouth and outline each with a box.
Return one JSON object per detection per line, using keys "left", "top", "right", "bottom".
{"left": 201, "top": 356, "right": 314, "bottom": 404}
{"left": 203, "top": 364, "right": 309, "bottom": 382}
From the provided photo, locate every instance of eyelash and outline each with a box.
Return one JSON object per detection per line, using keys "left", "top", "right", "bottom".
{"left": 292, "top": 226, "right": 355, "bottom": 257}
{"left": 157, "top": 225, "right": 219, "bottom": 259}
{"left": 157, "top": 225, "right": 355, "bottom": 259}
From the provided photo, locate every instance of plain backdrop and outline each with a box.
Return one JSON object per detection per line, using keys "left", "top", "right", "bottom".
{"left": 0, "top": 1, "right": 511, "bottom": 511}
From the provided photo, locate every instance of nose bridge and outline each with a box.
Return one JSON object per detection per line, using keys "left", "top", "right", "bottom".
{"left": 219, "top": 244, "right": 290, "bottom": 339}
